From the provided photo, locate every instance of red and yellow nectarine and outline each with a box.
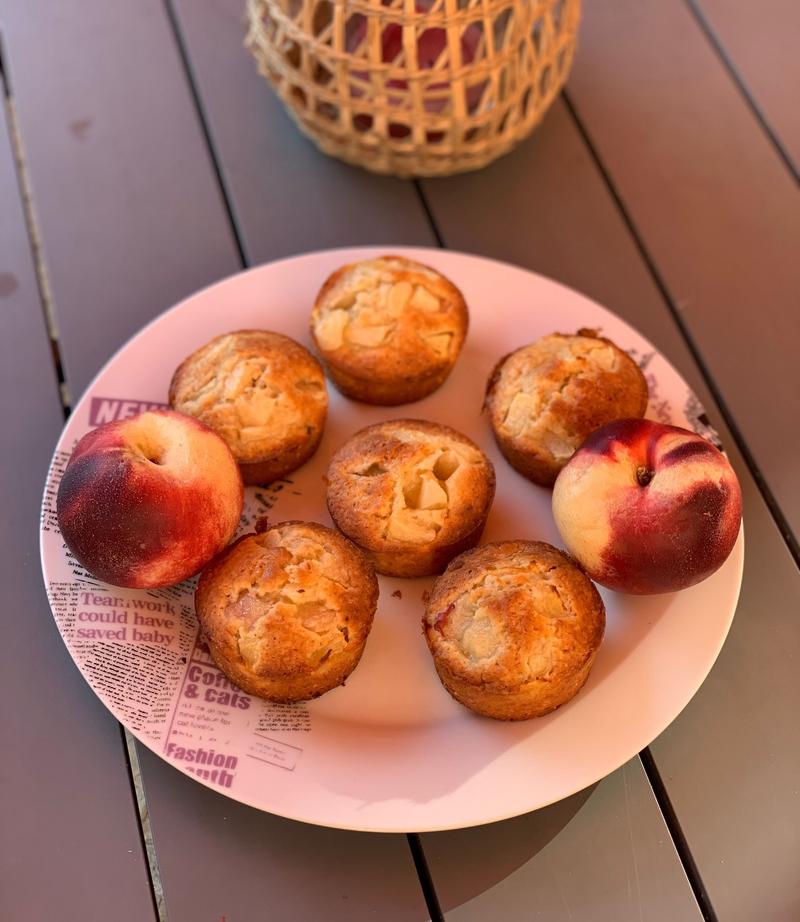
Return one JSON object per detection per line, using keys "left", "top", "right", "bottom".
{"left": 56, "top": 409, "right": 243, "bottom": 588}
{"left": 552, "top": 418, "right": 742, "bottom": 594}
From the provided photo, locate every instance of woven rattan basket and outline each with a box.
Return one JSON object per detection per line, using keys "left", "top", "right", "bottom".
{"left": 246, "top": 0, "right": 580, "bottom": 177}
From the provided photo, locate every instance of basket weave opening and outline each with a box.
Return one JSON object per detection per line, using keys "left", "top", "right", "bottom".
{"left": 246, "top": 0, "right": 580, "bottom": 176}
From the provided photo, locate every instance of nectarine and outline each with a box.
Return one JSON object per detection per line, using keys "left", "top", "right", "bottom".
{"left": 552, "top": 418, "right": 742, "bottom": 594}
{"left": 57, "top": 409, "right": 243, "bottom": 588}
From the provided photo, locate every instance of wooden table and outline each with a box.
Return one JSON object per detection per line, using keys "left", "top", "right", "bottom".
{"left": 2, "top": 2, "right": 798, "bottom": 919}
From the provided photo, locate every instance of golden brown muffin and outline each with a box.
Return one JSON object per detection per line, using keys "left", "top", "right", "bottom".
{"left": 195, "top": 520, "right": 378, "bottom": 703}
{"left": 485, "top": 329, "right": 648, "bottom": 487}
{"left": 310, "top": 255, "right": 468, "bottom": 404}
{"left": 169, "top": 330, "right": 328, "bottom": 485}
{"left": 326, "top": 419, "right": 495, "bottom": 578}
{"left": 423, "top": 541, "right": 605, "bottom": 720}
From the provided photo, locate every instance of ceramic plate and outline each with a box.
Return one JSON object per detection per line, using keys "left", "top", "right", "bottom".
{"left": 41, "top": 247, "right": 743, "bottom": 832}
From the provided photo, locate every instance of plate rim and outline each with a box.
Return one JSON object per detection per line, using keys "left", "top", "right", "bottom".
{"left": 39, "top": 245, "right": 745, "bottom": 832}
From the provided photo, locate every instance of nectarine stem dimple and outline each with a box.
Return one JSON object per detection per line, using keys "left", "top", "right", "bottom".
{"left": 636, "top": 466, "right": 654, "bottom": 487}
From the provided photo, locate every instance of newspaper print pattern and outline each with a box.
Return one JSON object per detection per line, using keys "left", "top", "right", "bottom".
{"left": 43, "top": 409, "right": 312, "bottom": 793}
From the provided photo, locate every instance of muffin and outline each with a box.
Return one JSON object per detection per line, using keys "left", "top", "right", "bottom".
{"left": 310, "top": 255, "right": 468, "bottom": 404}
{"left": 485, "top": 329, "right": 648, "bottom": 486}
{"left": 423, "top": 541, "right": 605, "bottom": 720}
{"left": 169, "top": 330, "right": 328, "bottom": 485}
{"left": 326, "top": 419, "right": 495, "bottom": 578}
{"left": 195, "top": 520, "right": 378, "bottom": 703}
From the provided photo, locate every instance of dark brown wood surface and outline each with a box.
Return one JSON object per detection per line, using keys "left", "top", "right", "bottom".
{"left": 568, "top": 0, "right": 800, "bottom": 544}
{"left": 692, "top": 0, "right": 800, "bottom": 174}
{"left": 425, "top": 762, "right": 702, "bottom": 920}
{"left": 172, "top": 0, "right": 437, "bottom": 261}
{"left": 0, "top": 0, "right": 241, "bottom": 401}
{"left": 2, "top": 0, "right": 798, "bottom": 918}
{"left": 0, "top": 75, "right": 156, "bottom": 922}
{"left": 648, "top": 483, "right": 800, "bottom": 922}
{"left": 137, "top": 747, "right": 430, "bottom": 922}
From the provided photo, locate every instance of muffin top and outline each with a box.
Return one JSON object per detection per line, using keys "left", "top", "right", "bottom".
{"left": 326, "top": 419, "right": 495, "bottom": 550}
{"left": 169, "top": 330, "right": 327, "bottom": 465}
{"left": 423, "top": 541, "right": 605, "bottom": 692}
{"left": 310, "top": 256, "right": 468, "bottom": 380}
{"left": 196, "top": 521, "right": 377, "bottom": 681}
{"left": 486, "top": 330, "right": 648, "bottom": 482}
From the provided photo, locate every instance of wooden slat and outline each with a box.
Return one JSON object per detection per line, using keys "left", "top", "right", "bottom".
{"left": 567, "top": 0, "right": 800, "bottom": 541}
{"left": 426, "top": 760, "right": 701, "bottom": 920}
{"left": 420, "top": 94, "right": 800, "bottom": 920}
{"left": 0, "top": 82, "right": 156, "bottom": 920}
{"left": 1, "top": 2, "right": 429, "bottom": 919}
{"left": 648, "top": 477, "right": 800, "bottom": 922}
{"left": 0, "top": 0, "right": 240, "bottom": 401}
{"left": 137, "top": 747, "right": 429, "bottom": 922}
{"left": 172, "top": 0, "right": 437, "bottom": 261}
{"left": 691, "top": 0, "right": 800, "bottom": 174}
{"left": 172, "top": 0, "right": 708, "bottom": 915}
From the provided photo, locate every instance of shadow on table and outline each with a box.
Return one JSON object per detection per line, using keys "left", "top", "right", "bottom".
{"left": 419, "top": 783, "right": 597, "bottom": 912}
{"left": 143, "top": 738, "right": 597, "bottom": 921}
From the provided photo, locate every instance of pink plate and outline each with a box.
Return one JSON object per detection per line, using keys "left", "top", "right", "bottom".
{"left": 41, "top": 247, "right": 743, "bottom": 832}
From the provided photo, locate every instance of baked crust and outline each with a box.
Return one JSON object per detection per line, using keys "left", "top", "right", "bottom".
{"left": 326, "top": 419, "right": 495, "bottom": 577}
{"left": 195, "top": 520, "right": 378, "bottom": 703}
{"left": 310, "top": 256, "right": 468, "bottom": 404}
{"left": 169, "top": 330, "right": 328, "bottom": 485}
{"left": 423, "top": 541, "right": 605, "bottom": 720}
{"left": 485, "top": 329, "right": 648, "bottom": 487}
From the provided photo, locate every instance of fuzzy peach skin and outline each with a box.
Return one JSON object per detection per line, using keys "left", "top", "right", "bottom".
{"left": 552, "top": 418, "right": 742, "bottom": 594}
{"left": 56, "top": 409, "right": 244, "bottom": 588}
